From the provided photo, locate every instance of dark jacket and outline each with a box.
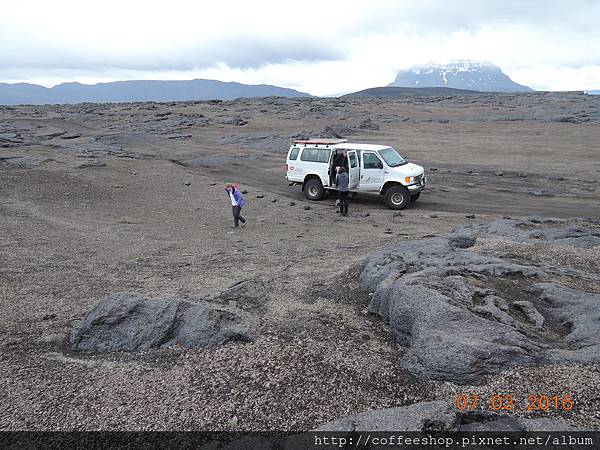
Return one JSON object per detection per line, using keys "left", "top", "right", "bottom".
{"left": 332, "top": 153, "right": 348, "bottom": 170}
{"left": 336, "top": 172, "right": 349, "bottom": 192}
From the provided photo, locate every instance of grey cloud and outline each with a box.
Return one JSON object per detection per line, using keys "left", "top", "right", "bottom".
{"left": 1, "top": 0, "right": 598, "bottom": 77}
{"left": 350, "top": 0, "right": 600, "bottom": 34}
{"left": 0, "top": 33, "right": 345, "bottom": 72}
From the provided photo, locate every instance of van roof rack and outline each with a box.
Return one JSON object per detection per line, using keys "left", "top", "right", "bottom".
{"left": 293, "top": 138, "right": 347, "bottom": 145}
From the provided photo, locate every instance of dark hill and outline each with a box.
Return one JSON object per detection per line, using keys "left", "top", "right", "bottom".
{"left": 343, "top": 86, "right": 484, "bottom": 98}
{"left": 0, "top": 79, "right": 311, "bottom": 105}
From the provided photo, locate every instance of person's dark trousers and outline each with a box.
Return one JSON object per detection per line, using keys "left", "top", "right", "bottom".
{"left": 339, "top": 191, "right": 349, "bottom": 216}
{"left": 232, "top": 205, "right": 246, "bottom": 227}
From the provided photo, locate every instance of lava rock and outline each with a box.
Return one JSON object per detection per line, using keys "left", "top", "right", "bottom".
{"left": 77, "top": 159, "right": 106, "bottom": 169}
{"left": 356, "top": 118, "right": 380, "bottom": 130}
{"left": 212, "top": 279, "right": 272, "bottom": 311}
{"left": 68, "top": 293, "right": 253, "bottom": 352}
{"left": 359, "top": 220, "right": 600, "bottom": 384}
{"left": 448, "top": 229, "right": 477, "bottom": 248}
{"left": 0, "top": 156, "right": 53, "bottom": 169}
{"left": 61, "top": 132, "right": 82, "bottom": 139}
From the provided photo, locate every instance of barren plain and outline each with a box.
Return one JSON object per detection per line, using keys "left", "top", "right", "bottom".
{"left": 1, "top": 92, "right": 599, "bottom": 431}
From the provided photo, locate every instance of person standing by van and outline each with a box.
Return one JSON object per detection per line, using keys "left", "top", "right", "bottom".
{"left": 332, "top": 150, "right": 348, "bottom": 184}
{"left": 332, "top": 149, "right": 349, "bottom": 211}
{"left": 224, "top": 183, "right": 247, "bottom": 227}
{"left": 336, "top": 167, "right": 349, "bottom": 216}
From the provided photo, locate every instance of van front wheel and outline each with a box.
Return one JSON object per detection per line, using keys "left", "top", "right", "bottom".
{"left": 384, "top": 185, "right": 410, "bottom": 210}
{"left": 304, "top": 178, "right": 325, "bottom": 201}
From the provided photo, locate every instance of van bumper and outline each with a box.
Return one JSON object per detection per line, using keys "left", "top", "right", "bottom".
{"left": 407, "top": 176, "right": 426, "bottom": 193}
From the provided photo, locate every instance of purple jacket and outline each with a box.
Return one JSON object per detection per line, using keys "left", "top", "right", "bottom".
{"left": 226, "top": 188, "right": 246, "bottom": 208}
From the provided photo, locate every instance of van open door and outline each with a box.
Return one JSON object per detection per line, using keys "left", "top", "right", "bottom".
{"left": 347, "top": 150, "right": 360, "bottom": 190}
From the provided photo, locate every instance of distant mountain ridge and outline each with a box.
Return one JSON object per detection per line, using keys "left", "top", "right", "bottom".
{"left": 344, "top": 86, "right": 482, "bottom": 97}
{"left": 586, "top": 90, "right": 600, "bottom": 95}
{"left": 389, "top": 60, "right": 533, "bottom": 93}
{"left": 0, "top": 79, "right": 311, "bottom": 105}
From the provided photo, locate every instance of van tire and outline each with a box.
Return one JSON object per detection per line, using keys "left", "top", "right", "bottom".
{"left": 384, "top": 185, "right": 410, "bottom": 210}
{"left": 304, "top": 178, "right": 325, "bottom": 201}
{"left": 410, "top": 192, "right": 421, "bottom": 202}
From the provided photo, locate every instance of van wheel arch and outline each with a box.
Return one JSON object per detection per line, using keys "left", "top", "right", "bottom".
{"left": 380, "top": 181, "right": 402, "bottom": 196}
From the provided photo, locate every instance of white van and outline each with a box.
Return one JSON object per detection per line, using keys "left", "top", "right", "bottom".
{"left": 286, "top": 139, "right": 426, "bottom": 209}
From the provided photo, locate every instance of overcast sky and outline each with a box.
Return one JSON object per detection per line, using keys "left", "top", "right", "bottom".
{"left": 1, "top": 0, "right": 599, "bottom": 95}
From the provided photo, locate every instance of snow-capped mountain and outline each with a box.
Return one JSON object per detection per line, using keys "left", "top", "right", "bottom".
{"left": 389, "top": 60, "right": 533, "bottom": 92}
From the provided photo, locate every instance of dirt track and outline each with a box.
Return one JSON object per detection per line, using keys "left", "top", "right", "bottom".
{"left": 1, "top": 93, "right": 599, "bottom": 431}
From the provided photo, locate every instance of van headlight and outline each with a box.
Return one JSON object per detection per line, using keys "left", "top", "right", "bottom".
{"left": 405, "top": 176, "right": 413, "bottom": 183}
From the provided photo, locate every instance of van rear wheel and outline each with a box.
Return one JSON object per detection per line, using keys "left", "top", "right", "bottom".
{"left": 384, "top": 185, "right": 410, "bottom": 210}
{"left": 304, "top": 178, "right": 325, "bottom": 201}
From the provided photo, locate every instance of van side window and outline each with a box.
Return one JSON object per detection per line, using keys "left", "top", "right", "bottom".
{"left": 363, "top": 152, "right": 383, "bottom": 169}
{"left": 300, "top": 148, "right": 330, "bottom": 163}
{"left": 348, "top": 152, "right": 358, "bottom": 168}
{"left": 289, "top": 147, "right": 300, "bottom": 160}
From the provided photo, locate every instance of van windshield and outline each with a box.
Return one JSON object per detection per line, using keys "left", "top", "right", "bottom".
{"left": 378, "top": 147, "right": 407, "bottom": 167}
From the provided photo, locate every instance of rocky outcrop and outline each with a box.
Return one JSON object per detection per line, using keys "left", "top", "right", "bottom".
{"left": 360, "top": 218, "right": 600, "bottom": 384}
{"left": 0, "top": 156, "right": 53, "bottom": 169}
{"left": 69, "top": 294, "right": 252, "bottom": 352}
{"left": 454, "top": 217, "right": 600, "bottom": 248}
{"left": 68, "top": 278, "right": 270, "bottom": 353}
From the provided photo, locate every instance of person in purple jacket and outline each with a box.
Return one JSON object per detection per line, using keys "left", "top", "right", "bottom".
{"left": 224, "top": 183, "right": 247, "bottom": 228}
